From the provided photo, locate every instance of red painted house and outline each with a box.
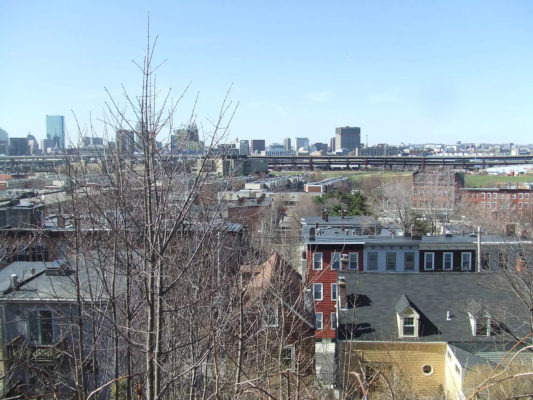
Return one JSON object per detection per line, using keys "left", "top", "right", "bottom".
{"left": 302, "top": 214, "right": 379, "bottom": 339}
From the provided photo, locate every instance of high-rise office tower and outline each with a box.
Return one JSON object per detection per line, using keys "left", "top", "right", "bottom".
{"left": 329, "top": 137, "right": 336, "bottom": 152}
{"left": 335, "top": 126, "right": 361, "bottom": 152}
{"left": 250, "top": 139, "right": 265, "bottom": 154}
{"left": 239, "top": 139, "right": 250, "bottom": 155}
{"left": 46, "top": 115, "right": 65, "bottom": 149}
{"left": 295, "top": 137, "right": 309, "bottom": 151}
{"left": 9, "top": 138, "right": 29, "bottom": 156}
{"left": 116, "top": 129, "right": 135, "bottom": 155}
{"left": 0, "top": 128, "right": 8, "bottom": 155}
{"left": 283, "top": 137, "right": 291, "bottom": 152}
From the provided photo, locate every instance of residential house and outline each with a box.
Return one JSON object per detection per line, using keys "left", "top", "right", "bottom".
{"left": 336, "top": 272, "right": 532, "bottom": 399}
{"left": 0, "top": 260, "right": 112, "bottom": 398}
{"left": 240, "top": 254, "right": 315, "bottom": 386}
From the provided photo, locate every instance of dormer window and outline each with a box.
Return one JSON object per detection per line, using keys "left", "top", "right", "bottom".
{"left": 469, "top": 312, "right": 492, "bottom": 336}
{"left": 397, "top": 310, "right": 419, "bottom": 338}
{"left": 396, "top": 295, "right": 420, "bottom": 338}
{"left": 403, "top": 317, "right": 416, "bottom": 336}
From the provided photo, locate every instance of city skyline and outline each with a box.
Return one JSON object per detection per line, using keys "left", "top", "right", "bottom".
{"left": 1, "top": 1, "right": 533, "bottom": 146}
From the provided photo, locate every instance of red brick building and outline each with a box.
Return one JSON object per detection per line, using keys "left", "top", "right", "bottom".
{"left": 461, "top": 184, "right": 533, "bottom": 217}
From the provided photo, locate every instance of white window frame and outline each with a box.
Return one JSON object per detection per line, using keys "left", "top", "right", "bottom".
{"left": 281, "top": 345, "right": 295, "bottom": 369}
{"left": 313, "top": 283, "right": 323, "bottom": 301}
{"left": 386, "top": 252, "right": 396, "bottom": 271}
{"left": 348, "top": 252, "right": 359, "bottom": 270}
{"left": 331, "top": 283, "right": 337, "bottom": 301}
{"left": 424, "top": 252, "right": 435, "bottom": 270}
{"left": 397, "top": 312, "right": 419, "bottom": 338}
{"left": 313, "top": 252, "right": 323, "bottom": 270}
{"left": 367, "top": 252, "right": 378, "bottom": 270}
{"left": 331, "top": 252, "right": 341, "bottom": 270}
{"left": 461, "top": 252, "right": 472, "bottom": 270}
{"left": 331, "top": 312, "right": 337, "bottom": 330}
{"left": 315, "top": 312, "right": 323, "bottom": 330}
{"left": 404, "top": 252, "right": 415, "bottom": 270}
{"left": 469, "top": 312, "right": 491, "bottom": 336}
{"left": 27, "top": 310, "right": 55, "bottom": 345}
{"left": 443, "top": 252, "right": 453, "bottom": 270}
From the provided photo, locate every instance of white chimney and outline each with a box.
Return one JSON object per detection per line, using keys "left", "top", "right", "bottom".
{"left": 10, "top": 273, "right": 18, "bottom": 288}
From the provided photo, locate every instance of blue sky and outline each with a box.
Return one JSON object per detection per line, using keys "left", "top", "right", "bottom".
{"left": 1, "top": 0, "right": 532, "bottom": 146}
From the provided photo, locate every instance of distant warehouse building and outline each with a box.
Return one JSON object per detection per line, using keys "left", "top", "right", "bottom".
{"left": 304, "top": 177, "right": 349, "bottom": 193}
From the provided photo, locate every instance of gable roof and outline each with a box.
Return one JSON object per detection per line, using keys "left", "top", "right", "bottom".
{"left": 339, "top": 272, "right": 530, "bottom": 349}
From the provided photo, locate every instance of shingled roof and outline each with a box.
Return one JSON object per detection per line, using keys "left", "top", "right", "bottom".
{"left": 338, "top": 272, "right": 530, "bottom": 352}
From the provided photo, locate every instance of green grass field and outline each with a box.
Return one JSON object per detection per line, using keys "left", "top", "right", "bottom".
{"left": 464, "top": 174, "right": 533, "bottom": 188}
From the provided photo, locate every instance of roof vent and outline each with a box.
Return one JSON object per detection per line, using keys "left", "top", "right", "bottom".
{"left": 10, "top": 274, "right": 18, "bottom": 288}
{"left": 445, "top": 230, "right": 452, "bottom": 238}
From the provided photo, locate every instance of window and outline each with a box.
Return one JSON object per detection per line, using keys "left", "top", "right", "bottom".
{"left": 404, "top": 252, "right": 415, "bottom": 270}
{"left": 315, "top": 312, "right": 323, "bottom": 330}
{"left": 481, "top": 253, "right": 490, "bottom": 270}
{"left": 443, "top": 252, "right": 453, "bottom": 270}
{"left": 331, "top": 252, "right": 341, "bottom": 270}
{"left": 461, "top": 252, "right": 472, "bottom": 270}
{"left": 331, "top": 312, "right": 337, "bottom": 330}
{"left": 422, "top": 365, "right": 433, "bottom": 376}
{"left": 31, "top": 245, "right": 49, "bottom": 262}
{"left": 482, "top": 193, "right": 485, "bottom": 199}
{"left": 349, "top": 252, "right": 359, "bottom": 270}
{"left": 331, "top": 283, "right": 337, "bottom": 301}
{"left": 469, "top": 312, "right": 492, "bottom": 336}
{"left": 263, "top": 305, "right": 279, "bottom": 327}
{"left": 367, "top": 252, "right": 378, "bottom": 270}
{"left": 313, "top": 283, "right": 323, "bottom": 301}
{"left": 313, "top": 252, "right": 323, "bottom": 270}
{"left": 424, "top": 252, "right": 435, "bottom": 270}
{"left": 15, "top": 247, "right": 29, "bottom": 261}
{"left": 487, "top": 193, "right": 491, "bottom": 199}
{"left": 28, "top": 310, "right": 54, "bottom": 345}
{"left": 499, "top": 252, "right": 508, "bottom": 268}
{"left": 281, "top": 345, "right": 295, "bottom": 369}
{"left": 386, "top": 252, "right": 396, "bottom": 271}
{"left": 402, "top": 317, "right": 416, "bottom": 336}
{"left": 512, "top": 194, "right": 516, "bottom": 199}
{"left": 519, "top": 193, "right": 523, "bottom": 199}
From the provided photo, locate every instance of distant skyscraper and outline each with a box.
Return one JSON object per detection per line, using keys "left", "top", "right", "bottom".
{"left": 335, "top": 126, "right": 361, "bottom": 153}
{"left": 46, "top": 115, "right": 65, "bottom": 149}
{"left": 250, "top": 139, "right": 265, "bottom": 154}
{"left": 329, "top": 137, "right": 336, "bottom": 152}
{"left": 9, "top": 137, "right": 29, "bottom": 156}
{"left": 0, "top": 128, "right": 8, "bottom": 155}
{"left": 171, "top": 124, "right": 201, "bottom": 154}
{"left": 295, "top": 137, "right": 309, "bottom": 151}
{"left": 283, "top": 137, "right": 291, "bottom": 151}
{"left": 116, "top": 129, "right": 135, "bottom": 155}
{"left": 239, "top": 139, "right": 250, "bottom": 155}
{"left": 27, "top": 133, "right": 39, "bottom": 155}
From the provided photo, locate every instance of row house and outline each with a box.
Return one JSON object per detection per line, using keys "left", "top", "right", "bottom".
{"left": 461, "top": 185, "right": 533, "bottom": 216}
{"left": 302, "top": 215, "right": 531, "bottom": 385}
{"left": 336, "top": 273, "right": 531, "bottom": 399}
